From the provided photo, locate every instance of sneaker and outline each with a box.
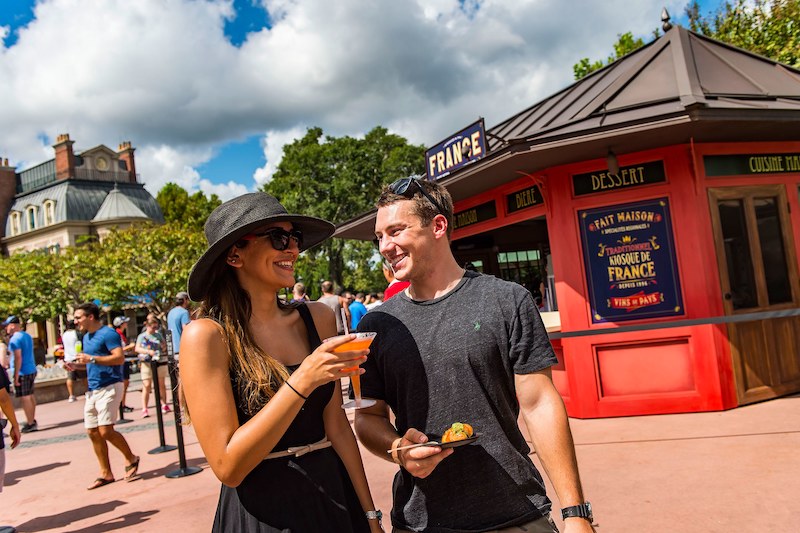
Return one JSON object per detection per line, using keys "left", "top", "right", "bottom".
{"left": 141, "top": 409, "right": 150, "bottom": 418}
{"left": 68, "top": 395, "right": 76, "bottom": 402}
{"left": 123, "top": 405, "right": 134, "bottom": 413}
{"left": 21, "top": 421, "right": 38, "bottom": 433}
{"left": 162, "top": 404, "right": 171, "bottom": 413}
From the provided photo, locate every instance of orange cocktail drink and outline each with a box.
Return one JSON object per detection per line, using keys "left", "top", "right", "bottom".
{"left": 333, "top": 332, "right": 376, "bottom": 409}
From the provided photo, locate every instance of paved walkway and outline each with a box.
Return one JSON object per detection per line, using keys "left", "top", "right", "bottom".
{"left": 1, "top": 377, "right": 798, "bottom": 532}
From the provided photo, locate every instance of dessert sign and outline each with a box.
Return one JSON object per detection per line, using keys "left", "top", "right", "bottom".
{"left": 579, "top": 198, "right": 683, "bottom": 323}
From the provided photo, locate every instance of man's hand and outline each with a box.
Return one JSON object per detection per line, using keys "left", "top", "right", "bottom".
{"left": 394, "top": 427, "right": 453, "bottom": 478}
{"left": 9, "top": 421, "right": 21, "bottom": 449}
{"left": 75, "top": 353, "right": 93, "bottom": 364}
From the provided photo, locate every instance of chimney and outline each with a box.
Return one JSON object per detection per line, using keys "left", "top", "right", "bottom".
{"left": 117, "top": 141, "right": 137, "bottom": 183}
{"left": 53, "top": 133, "right": 76, "bottom": 181}
{"left": 0, "top": 158, "right": 18, "bottom": 239}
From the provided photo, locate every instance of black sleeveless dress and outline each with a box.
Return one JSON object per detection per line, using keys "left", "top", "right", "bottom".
{"left": 212, "top": 304, "right": 370, "bottom": 532}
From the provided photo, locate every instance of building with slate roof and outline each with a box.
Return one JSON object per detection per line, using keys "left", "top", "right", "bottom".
{"left": 0, "top": 134, "right": 164, "bottom": 254}
{"left": 0, "top": 135, "right": 164, "bottom": 364}
{"left": 336, "top": 20, "right": 800, "bottom": 418}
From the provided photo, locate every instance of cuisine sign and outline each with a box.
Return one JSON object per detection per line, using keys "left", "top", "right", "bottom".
{"left": 579, "top": 198, "right": 683, "bottom": 323}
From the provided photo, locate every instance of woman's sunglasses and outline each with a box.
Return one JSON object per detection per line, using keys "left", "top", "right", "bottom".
{"left": 242, "top": 228, "right": 304, "bottom": 251}
{"left": 389, "top": 177, "right": 446, "bottom": 215}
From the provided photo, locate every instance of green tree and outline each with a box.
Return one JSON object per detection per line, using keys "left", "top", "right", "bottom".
{"left": 0, "top": 250, "right": 67, "bottom": 321}
{"left": 575, "top": 1, "right": 800, "bottom": 80}
{"left": 86, "top": 222, "right": 206, "bottom": 318}
{"left": 264, "top": 126, "right": 424, "bottom": 288}
{"left": 573, "top": 31, "right": 648, "bottom": 79}
{"left": 686, "top": 0, "right": 800, "bottom": 67}
{"left": 156, "top": 183, "right": 222, "bottom": 231}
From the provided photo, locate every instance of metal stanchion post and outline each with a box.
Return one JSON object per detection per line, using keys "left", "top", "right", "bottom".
{"left": 164, "top": 329, "right": 202, "bottom": 478}
{"left": 116, "top": 357, "right": 135, "bottom": 425}
{"left": 147, "top": 355, "right": 176, "bottom": 454}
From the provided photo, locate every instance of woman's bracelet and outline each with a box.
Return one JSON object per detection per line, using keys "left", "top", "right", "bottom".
{"left": 285, "top": 380, "right": 308, "bottom": 400}
{"left": 390, "top": 437, "right": 403, "bottom": 465}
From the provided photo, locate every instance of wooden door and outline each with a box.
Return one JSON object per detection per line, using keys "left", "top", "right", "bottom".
{"left": 709, "top": 186, "right": 800, "bottom": 404}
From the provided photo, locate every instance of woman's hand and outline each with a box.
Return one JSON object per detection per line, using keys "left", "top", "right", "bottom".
{"left": 290, "top": 334, "right": 369, "bottom": 395}
{"left": 368, "top": 518, "right": 384, "bottom": 533}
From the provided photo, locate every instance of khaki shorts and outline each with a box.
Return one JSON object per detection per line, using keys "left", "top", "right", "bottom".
{"left": 84, "top": 382, "right": 123, "bottom": 428}
{"left": 141, "top": 361, "right": 167, "bottom": 381}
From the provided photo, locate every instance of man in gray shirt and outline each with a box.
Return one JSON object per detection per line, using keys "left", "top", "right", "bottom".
{"left": 355, "top": 178, "right": 594, "bottom": 533}
{"left": 317, "top": 281, "right": 351, "bottom": 335}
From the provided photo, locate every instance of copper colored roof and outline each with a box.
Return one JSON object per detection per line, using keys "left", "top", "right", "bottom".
{"left": 336, "top": 25, "right": 800, "bottom": 240}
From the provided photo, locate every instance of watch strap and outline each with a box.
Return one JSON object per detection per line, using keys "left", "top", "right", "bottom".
{"left": 365, "top": 510, "right": 382, "bottom": 521}
{"left": 561, "top": 502, "right": 592, "bottom": 521}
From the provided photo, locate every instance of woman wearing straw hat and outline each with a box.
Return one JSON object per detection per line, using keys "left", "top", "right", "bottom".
{"left": 180, "top": 192, "right": 382, "bottom": 532}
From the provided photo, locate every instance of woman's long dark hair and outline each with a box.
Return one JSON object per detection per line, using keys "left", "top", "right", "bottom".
{"left": 198, "top": 255, "right": 297, "bottom": 416}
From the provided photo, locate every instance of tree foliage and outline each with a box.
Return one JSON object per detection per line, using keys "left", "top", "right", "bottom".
{"left": 86, "top": 222, "right": 206, "bottom": 318}
{"left": 686, "top": 0, "right": 800, "bottom": 67}
{"left": 0, "top": 250, "right": 68, "bottom": 322}
{"left": 0, "top": 222, "right": 205, "bottom": 322}
{"left": 574, "top": 1, "right": 800, "bottom": 80}
{"left": 156, "top": 182, "right": 222, "bottom": 231}
{"left": 573, "top": 32, "right": 648, "bottom": 80}
{"left": 263, "top": 126, "right": 424, "bottom": 291}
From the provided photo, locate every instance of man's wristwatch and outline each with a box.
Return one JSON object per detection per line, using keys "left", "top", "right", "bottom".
{"left": 365, "top": 509, "right": 382, "bottom": 521}
{"left": 561, "top": 502, "right": 592, "bottom": 522}
{"left": 89, "top": 356, "right": 97, "bottom": 364}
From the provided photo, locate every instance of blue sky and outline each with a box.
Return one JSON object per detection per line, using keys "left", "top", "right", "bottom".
{"left": 0, "top": 0, "right": 724, "bottom": 199}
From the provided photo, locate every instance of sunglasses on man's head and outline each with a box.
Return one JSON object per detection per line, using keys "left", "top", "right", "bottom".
{"left": 388, "top": 177, "right": 446, "bottom": 215}
{"left": 242, "top": 227, "right": 304, "bottom": 251}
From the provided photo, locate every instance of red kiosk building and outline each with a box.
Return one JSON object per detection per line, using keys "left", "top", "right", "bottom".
{"left": 336, "top": 24, "right": 800, "bottom": 418}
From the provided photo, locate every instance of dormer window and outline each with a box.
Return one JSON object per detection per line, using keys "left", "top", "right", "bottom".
{"left": 25, "top": 205, "right": 38, "bottom": 231}
{"left": 43, "top": 200, "right": 56, "bottom": 226}
{"left": 9, "top": 212, "right": 21, "bottom": 236}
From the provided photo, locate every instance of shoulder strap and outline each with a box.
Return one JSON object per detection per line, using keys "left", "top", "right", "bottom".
{"left": 296, "top": 304, "right": 323, "bottom": 350}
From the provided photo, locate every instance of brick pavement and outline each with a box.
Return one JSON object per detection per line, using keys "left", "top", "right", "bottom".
{"left": 1, "top": 376, "right": 798, "bottom": 532}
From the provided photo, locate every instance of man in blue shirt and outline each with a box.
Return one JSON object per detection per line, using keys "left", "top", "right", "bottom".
{"left": 349, "top": 293, "right": 368, "bottom": 330}
{"left": 167, "top": 292, "right": 191, "bottom": 359}
{"left": 72, "top": 303, "right": 139, "bottom": 490}
{"left": 4, "top": 316, "right": 37, "bottom": 433}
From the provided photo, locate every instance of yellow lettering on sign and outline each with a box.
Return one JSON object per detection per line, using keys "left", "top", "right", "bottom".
{"left": 515, "top": 189, "right": 539, "bottom": 209}
{"left": 436, "top": 152, "right": 446, "bottom": 174}
{"left": 428, "top": 155, "right": 437, "bottom": 177}
{"left": 749, "top": 156, "right": 785, "bottom": 173}
{"left": 471, "top": 132, "right": 482, "bottom": 157}
{"left": 607, "top": 262, "right": 656, "bottom": 282}
{"left": 591, "top": 166, "right": 646, "bottom": 191}
{"left": 455, "top": 210, "right": 478, "bottom": 228}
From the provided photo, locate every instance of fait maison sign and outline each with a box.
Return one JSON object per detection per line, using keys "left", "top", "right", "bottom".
{"left": 578, "top": 198, "right": 684, "bottom": 323}
{"left": 425, "top": 119, "right": 487, "bottom": 181}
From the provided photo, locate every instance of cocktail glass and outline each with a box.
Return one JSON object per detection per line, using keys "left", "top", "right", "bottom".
{"left": 335, "top": 332, "right": 377, "bottom": 410}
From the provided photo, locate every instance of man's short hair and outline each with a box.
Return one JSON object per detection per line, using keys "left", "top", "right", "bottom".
{"left": 175, "top": 291, "right": 190, "bottom": 304}
{"left": 377, "top": 179, "right": 454, "bottom": 238}
{"left": 76, "top": 302, "right": 101, "bottom": 320}
{"left": 321, "top": 281, "right": 333, "bottom": 293}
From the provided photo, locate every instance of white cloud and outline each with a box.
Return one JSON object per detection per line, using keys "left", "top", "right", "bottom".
{"left": 0, "top": 0, "right": 684, "bottom": 194}
{"left": 253, "top": 126, "right": 308, "bottom": 185}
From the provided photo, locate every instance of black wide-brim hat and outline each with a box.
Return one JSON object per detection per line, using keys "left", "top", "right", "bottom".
{"left": 187, "top": 192, "right": 335, "bottom": 301}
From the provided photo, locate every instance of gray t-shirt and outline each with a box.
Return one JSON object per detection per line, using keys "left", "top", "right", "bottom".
{"left": 358, "top": 271, "right": 558, "bottom": 532}
{"left": 317, "top": 294, "right": 344, "bottom": 333}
